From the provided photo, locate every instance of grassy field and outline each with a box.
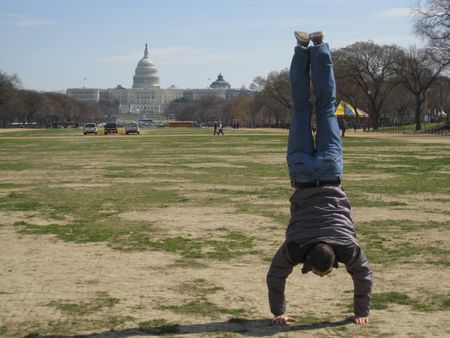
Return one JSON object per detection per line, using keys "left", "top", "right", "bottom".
{"left": 0, "top": 127, "right": 449, "bottom": 337}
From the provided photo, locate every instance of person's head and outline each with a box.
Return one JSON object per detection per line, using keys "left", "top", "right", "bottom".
{"left": 306, "top": 243, "right": 336, "bottom": 277}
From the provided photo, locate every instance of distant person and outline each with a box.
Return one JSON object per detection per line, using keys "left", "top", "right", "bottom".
{"left": 218, "top": 122, "right": 224, "bottom": 135}
{"left": 353, "top": 120, "right": 358, "bottom": 133}
{"left": 213, "top": 122, "right": 218, "bottom": 135}
{"left": 266, "top": 31, "right": 372, "bottom": 326}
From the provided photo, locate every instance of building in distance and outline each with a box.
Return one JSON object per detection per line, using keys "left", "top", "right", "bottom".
{"left": 67, "top": 44, "right": 251, "bottom": 115}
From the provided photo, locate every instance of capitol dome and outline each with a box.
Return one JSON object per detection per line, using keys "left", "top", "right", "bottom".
{"left": 132, "top": 44, "right": 160, "bottom": 89}
{"left": 210, "top": 73, "right": 231, "bottom": 89}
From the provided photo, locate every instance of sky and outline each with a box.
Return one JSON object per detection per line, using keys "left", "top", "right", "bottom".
{"left": 0, "top": 0, "right": 423, "bottom": 92}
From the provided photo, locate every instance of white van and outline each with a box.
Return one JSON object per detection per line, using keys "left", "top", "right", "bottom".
{"left": 83, "top": 123, "right": 98, "bottom": 135}
{"left": 125, "top": 122, "right": 140, "bottom": 135}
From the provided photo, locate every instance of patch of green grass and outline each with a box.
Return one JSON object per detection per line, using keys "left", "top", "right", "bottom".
{"left": 0, "top": 183, "right": 23, "bottom": 188}
{"left": 103, "top": 171, "right": 143, "bottom": 179}
{"left": 16, "top": 216, "right": 256, "bottom": 261}
{"left": 432, "top": 258, "right": 450, "bottom": 267}
{"left": 213, "top": 333, "right": 243, "bottom": 338}
{"left": 346, "top": 173, "right": 450, "bottom": 196}
{"left": 161, "top": 278, "right": 245, "bottom": 319}
{"left": 0, "top": 161, "right": 72, "bottom": 171}
{"left": 335, "top": 325, "right": 348, "bottom": 332}
{"left": 208, "top": 188, "right": 253, "bottom": 196}
{"left": 113, "top": 230, "right": 255, "bottom": 260}
{"left": 356, "top": 220, "right": 450, "bottom": 266}
{"left": 442, "top": 296, "right": 450, "bottom": 309}
{"left": 371, "top": 292, "right": 425, "bottom": 310}
{"left": 292, "top": 313, "right": 323, "bottom": 325}
{"left": 48, "top": 291, "right": 120, "bottom": 316}
{"left": 18, "top": 220, "right": 130, "bottom": 243}
{"left": 0, "top": 192, "right": 43, "bottom": 211}
{"left": 41, "top": 185, "right": 189, "bottom": 217}
{"left": 371, "top": 291, "right": 450, "bottom": 312}
{"left": 173, "top": 258, "right": 209, "bottom": 269}
{"left": 17, "top": 316, "right": 133, "bottom": 338}
{"left": 348, "top": 196, "right": 407, "bottom": 208}
{"left": 423, "top": 293, "right": 450, "bottom": 311}
{"left": 178, "top": 278, "right": 224, "bottom": 297}
{"left": 162, "top": 299, "right": 245, "bottom": 318}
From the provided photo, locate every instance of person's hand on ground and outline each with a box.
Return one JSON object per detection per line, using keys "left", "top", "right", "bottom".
{"left": 346, "top": 315, "right": 369, "bottom": 325}
{"left": 272, "top": 315, "right": 296, "bottom": 325}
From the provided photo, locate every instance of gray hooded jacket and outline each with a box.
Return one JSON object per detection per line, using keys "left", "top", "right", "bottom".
{"left": 266, "top": 185, "right": 373, "bottom": 317}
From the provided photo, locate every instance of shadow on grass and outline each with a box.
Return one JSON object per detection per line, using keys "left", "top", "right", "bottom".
{"left": 25, "top": 318, "right": 351, "bottom": 337}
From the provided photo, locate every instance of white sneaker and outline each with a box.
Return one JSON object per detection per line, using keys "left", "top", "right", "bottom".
{"left": 294, "top": 31, "right": 310, "bottom": 47}
{"left": 309, "top": 31, "right": 324, "bottom": 46}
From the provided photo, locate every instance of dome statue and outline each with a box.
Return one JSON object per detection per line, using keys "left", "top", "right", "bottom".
{"left": 132, "top": 44, "right": 160, "bottom": 88}
{"left": 210, "top": 73, "right": 231, "bottom": 89}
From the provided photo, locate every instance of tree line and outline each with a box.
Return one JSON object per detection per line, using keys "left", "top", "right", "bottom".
{"left": 165, "top": 42, "right": 448, "bottom": 131}
{"left": 1, "top": 0, "right": 448, "bottom": 130}
{"left": 0, "top": 72, "right": 118, "bottom": 128}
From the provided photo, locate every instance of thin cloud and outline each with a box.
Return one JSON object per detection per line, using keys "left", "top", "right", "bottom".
{"left": 378, "top": 7, "right": 414, "bottom": 19}
{"left": 0, "top": 13, "right": 60, "bottom": 27}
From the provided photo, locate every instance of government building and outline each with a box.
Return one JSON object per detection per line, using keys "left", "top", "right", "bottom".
{"left": 67, "top": 44, "right": 250, "bottom": 115}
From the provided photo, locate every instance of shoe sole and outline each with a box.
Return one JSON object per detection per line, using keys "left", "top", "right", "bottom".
{"left": 309, "top": 31, "right": 324, "bottom": 44}
{"left": 294, "top": 31, "right": 310, "bottom": 46}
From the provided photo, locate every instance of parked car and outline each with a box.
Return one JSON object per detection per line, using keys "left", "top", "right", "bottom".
{"left": 83, "top": 123, "right": 98, "bottom": 135}
{"left": 104, "top": 122, "right": 118, "bottom": 135}
{"left": 125, "top": 122, "right": 140, "bottom": 135}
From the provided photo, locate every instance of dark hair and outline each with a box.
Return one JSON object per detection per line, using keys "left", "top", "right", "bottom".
{"left": 307, "top": 243, "right": 335, "bottom": 273}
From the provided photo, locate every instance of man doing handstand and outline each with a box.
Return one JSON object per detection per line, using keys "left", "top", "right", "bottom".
{"left": 266, "top": 31, "right": 373, "bottom": 326}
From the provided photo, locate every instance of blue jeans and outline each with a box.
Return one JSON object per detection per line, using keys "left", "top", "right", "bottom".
{"left": 287, "top": 43, "right": 343, "bottom": 184}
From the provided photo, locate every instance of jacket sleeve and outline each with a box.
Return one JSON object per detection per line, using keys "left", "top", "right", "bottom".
{"left": 266, "top": 243, "right": 295, "bottom": 316}
{"left": 345, "top": 245, "right": 373, "bottom": 317}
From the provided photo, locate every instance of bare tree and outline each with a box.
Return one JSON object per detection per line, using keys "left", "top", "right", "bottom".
{"left": 18, "top": 90, "right": 43, "bottom": 125}
{"left": 413, "top": 0, "right": 450, "bottom": 66}
{"left": 391, "top": 46, "right": 446, "bottom": 130}
{"left": 333, "top": 42, "right": 401, "bottom": 129}
{"left": 381, "top": 84, "right": 415, "bottom": 126}
{"left": 250, "top": 70, "right": 291, "bottom": 127}
{"left": 0, "top": 72, "right": 22, "bottom": 127}
{"left": 334, "top": 63, "right": 368, "bottom": 113}
{"left": 251, "top": 69, "right": 291, "bottom": 111}
{"left": 229, "top": 95, "right": 252, "bottom": 125}
{"left": 247, "top": 94, "right": 264, "bottom": 128}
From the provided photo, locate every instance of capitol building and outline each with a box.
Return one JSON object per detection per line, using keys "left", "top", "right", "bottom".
{"left": 67, "top": 44, "right": 249, "bottom": 115}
